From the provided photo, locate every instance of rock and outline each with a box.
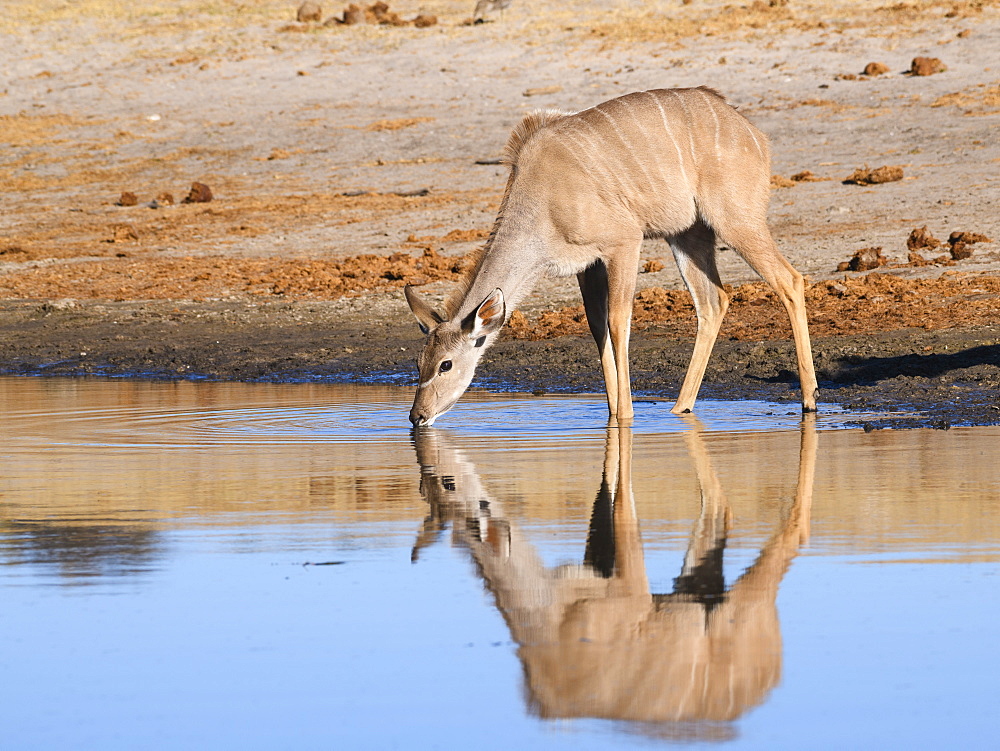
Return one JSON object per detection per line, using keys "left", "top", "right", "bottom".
{"left": 770, "top": 174, "right": 796, "bottom": 188}
{"left": 297, "top": 2, "right": 322, "bottom": 22}
{"left": 156, "top": 192, "right": 175, "bottom": 206}
{"left": 948, "top": 231, "right": 992, "bottom": 246}
{"left": 413, "top": 14, "right": 437, "bottom": 27}
{"left": 342, "top": 4, "right": 366, "bottom": 24}
{"left": 109, "top": 224, "right": 139, "bottom": 243}
{"left": 910, "top": 57, "right": 945, "bottom": 76}
{"left": 837, "top": 247, "right": 887, "bottom": 272}
{"left": 949, "top": 241, "right": 973, "bottom": 260}
{"left": 946, "top": 231, "right": 992, "bottom": 260}
{"left": 863, "top": 61, "right": 890, "bottom": 76}
{"left": 907, "top": 226, "right": 941, "bottom": 251}
{"left": 182, "top": 182, "right": 213, "bottom": 204}
{"left": 118, "top": 191, "right": 138, "bottom": 206}
{"left": 642, "top": 259, "right": 665, "bottom": 273}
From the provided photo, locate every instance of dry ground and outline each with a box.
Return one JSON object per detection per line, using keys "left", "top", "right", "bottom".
{"left": 2, "top": 0, "right": 999, "bottom": 425}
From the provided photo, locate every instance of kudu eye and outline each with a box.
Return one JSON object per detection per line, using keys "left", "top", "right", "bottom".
{"left": 439, "top": 360, "right": 453, "bottom": 374}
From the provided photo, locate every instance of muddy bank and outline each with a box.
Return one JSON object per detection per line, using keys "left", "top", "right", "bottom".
{"left": 1, "top": 299, "right": 997, "bottom": 429}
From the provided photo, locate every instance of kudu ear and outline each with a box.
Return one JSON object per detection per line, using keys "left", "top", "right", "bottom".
{"left": 461, "top": 288, "right": 506, "bottom": 340}
{"left": 404, "top": 285, "right": 445, "bottom": 335}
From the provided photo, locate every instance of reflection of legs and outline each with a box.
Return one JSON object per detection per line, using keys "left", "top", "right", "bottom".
{"left": 578, "top": 261, "right": 618, "bottom": 418}
{"left": 674, "top": 425, "right": 730, "bottom": 602}
{"left": 584, "top": 481, "right": 616, "bottom": 578}
{"left": 585, "top": 427, "right": 620, "bottom": 578}
{"left": 789, "top": 413, "right": 817, "bottom": 546}
{"left": 728, "top": 415, "right": 817, "bottom": 602}
{"left": 611, "top": 426, "right": 648, "bottom": 593}
{"left": 669, "top": 221, "right": 729, "bottom": 414}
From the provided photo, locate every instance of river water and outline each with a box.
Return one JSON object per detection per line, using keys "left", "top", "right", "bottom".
{"left": 2, "top": 378, "right": 998, "bottom": 749}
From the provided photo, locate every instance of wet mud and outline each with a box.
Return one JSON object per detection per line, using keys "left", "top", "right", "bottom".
{"left": 1, "top": 297, "right": 997, "bottom": 429}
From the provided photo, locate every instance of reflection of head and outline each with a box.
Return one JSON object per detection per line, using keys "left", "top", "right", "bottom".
{"left": 411, "top": 424, "right": 814, "bottom": 736}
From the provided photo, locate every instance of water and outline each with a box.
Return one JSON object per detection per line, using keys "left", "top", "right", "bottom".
{"left": 1, "top": 378, "right": 999, "bottom": 749}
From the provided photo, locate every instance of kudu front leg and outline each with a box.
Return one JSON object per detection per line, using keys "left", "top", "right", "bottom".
{"left": 577, "top": 260, "right": 619, "bottom": 417}
{"left": 605, "top": 240, "right": 642, "bottom": 422}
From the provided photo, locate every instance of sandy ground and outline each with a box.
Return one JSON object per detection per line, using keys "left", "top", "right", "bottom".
{"left": 1, "top": 0, "right": 999, "bottom": 426}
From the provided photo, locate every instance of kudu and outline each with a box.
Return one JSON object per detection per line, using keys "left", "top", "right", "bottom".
{"left": 405, "top": 87, "right": 818, "bottom": 426}
{"left": 410, "top": 421, "right": 816, "bottom": 732}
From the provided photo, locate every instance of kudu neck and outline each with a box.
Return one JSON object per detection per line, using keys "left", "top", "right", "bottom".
{"left": 455, "top": 224, "right": 545, "bottom": 322}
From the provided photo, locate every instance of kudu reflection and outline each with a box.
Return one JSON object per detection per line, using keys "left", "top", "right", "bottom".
{"left": 411, "top": 422, "right": 815, "bottom": 729}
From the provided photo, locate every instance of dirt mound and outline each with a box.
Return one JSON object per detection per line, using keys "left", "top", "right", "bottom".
{"left": 325, "top": 2, "right": 436, "bottom": 27}
{"left": 907, "top": 226, "right": 941, "bottom": 251}
{"left": 837, "top": 247, "right": 888, "bottom": 272}
{"left": 506, "top": 274, "right": 1000, "bottom": 342}
{"left": 910, "top": 57, "right": 946, "bottom": 76}
{"left": 837, "top": 228, "right": 994, "bottom": 270}
{"left": 844, "top": 165, "right": 905, "bottom": 185}
{"left": 0, "top": 249, "right": 470, "bottom": 302}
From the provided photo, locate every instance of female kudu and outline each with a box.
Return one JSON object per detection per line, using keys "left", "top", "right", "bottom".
{"left": 405, "top": 87, "right": 818, "bottom": 426}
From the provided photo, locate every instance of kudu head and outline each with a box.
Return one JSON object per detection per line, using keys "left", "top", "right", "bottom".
{"left": 404, "top": 285, "right": 506, "bottom": 426}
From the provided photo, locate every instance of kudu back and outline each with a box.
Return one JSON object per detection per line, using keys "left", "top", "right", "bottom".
{"left": 405, "top": 87, "right": 818, "bottom": 426}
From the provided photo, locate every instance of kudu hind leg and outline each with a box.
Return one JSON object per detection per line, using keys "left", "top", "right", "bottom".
{"left": 577, "top": 261, "right": 619, "bottom": 417}
{"left": 669, "top": 222, "right": 729, "bottom": 414}
{"left": 721, "top": 225, "right": 818, "bottom": 412}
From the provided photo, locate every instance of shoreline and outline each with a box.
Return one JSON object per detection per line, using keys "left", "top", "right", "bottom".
{"left": 2, "top": 298, "right": 997, "bottom": 429}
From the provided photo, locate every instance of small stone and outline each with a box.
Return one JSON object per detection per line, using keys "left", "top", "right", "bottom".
{"left": 949, "top": 241, "right": 973, "bottom": 260}
{"left": 642, "top": 259, "right": 665, "bottom": 273}
{"left": 863, "top": 61, "right": 890, "bottom": 76}
{"left": 910, "top": 57, "right": 945, "bottom": 76}
{"left": 182, "top": 182, "right": 213, "bottom": 203}
{"left": 342, "top": 4, "right": 366, "bottom": 24}
{"left": 907, "top": 226, "right": 941, "bottom": 251}
{"left": 109, "top": 224, "right": 139, "bottom": 243}
{"left": 412, "top": 14, "right": 437, "bottom": 27}
{"left": 839, "top": 247, "right": 887, "bottom": 272}
{"left": 948, "top": 231, "right": 992, "bottom": 246}
{"left": 118, "top": 191, "right": 138, "bottom": 206}
{"left": 297, "top": 2, "right": 322, "bottom": 22}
